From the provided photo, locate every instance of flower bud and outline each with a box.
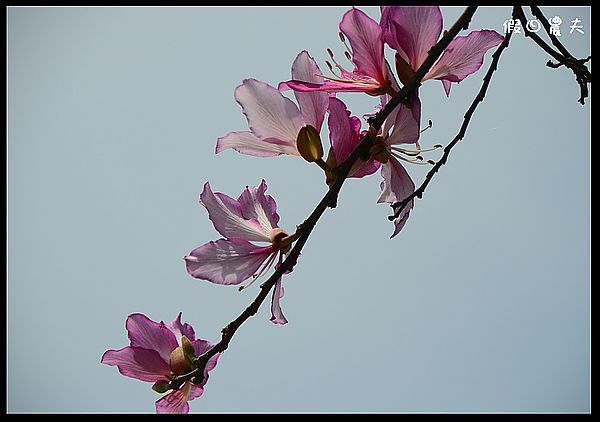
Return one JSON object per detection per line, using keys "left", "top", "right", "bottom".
{"left": 152, "top": 379, "right": 171, "bottom": 394}
{"left": 297, "top": 125, "right": 324, "bottom": 163}
{"left": 181, "top": 335, "right": 196, "bottom": 364}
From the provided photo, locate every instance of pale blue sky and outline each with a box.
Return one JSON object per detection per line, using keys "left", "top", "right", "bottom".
{"left": 7, "top": 6, "right": 590, "bottom": 413}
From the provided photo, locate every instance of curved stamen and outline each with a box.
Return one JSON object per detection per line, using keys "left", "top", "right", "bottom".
{"left": 390, "top": 144, "right": 443, "bottom": 157}
{"left": 238, "top": 251, "right": 278, "bottom": 291}
{"left": 389, "top": 150, "right": 434, "bottom": 165}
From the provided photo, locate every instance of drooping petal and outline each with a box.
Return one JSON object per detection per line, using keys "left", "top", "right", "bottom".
{"left": 270, "top": 277, "right": 288, "bottom": 325}
{"left": 289, "top": 50, "right": 329, "bottom": 132}
{"left": 378, "top": 158, "right": 415, "bottom": 238}
{"left": 384, "top": 96, "right": 421, "bottom": 146}
{"left": 425, "top": 30, "right": 504, "bottom": 95}
{"left": 380, "top": 6, "right": 443, "bottom": 70}
{"left": 101, "top": 346, "right": 171, "bottom": 383}
{"left": 166, "top": 312, "right": 196, "bottom": 344}
{"left": 327, "top": 97, "right": 380, "bottom": 179}
{"left": 155, "top": 381, "right": 194, "bottom": 414}
{"left": 126, "top": 313, "right": 179, "bottom": 363}
{"left": 200, "top": 181, "right": 272, "bottom": 243}
{"left": 234, "top": 78, "right": 304, "bottom": 147}
{"left": 185, "top": 238, "right": 275, "bottom": 285}
{"left": 340, "top": 7, "right": 387, "bottom": 85}
{"left": 237, "top": 179, "right": 280, "bottom": 234}
{"left": 216, "top": 131, "right": 294, "bottom": 157}
{"left": 191, "top": 339, "right": 221, "bottom": 387}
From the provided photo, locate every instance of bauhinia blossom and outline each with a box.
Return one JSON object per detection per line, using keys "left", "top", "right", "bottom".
{"left": 101, "top": 312, "right": 220, "bottom": 414}
{"left": 380, "top": 6, "right": 504, "bottom": 95}
{"left": 184, "top": 180, "right": 292, "bottom": 324}
{"left": 324, "top": 96, "right": 381, "bottom": 185}
{"left": 279, "top": 7, "right": 396, "bottom": 96}
{"left": 216, "top": 51, "right": 328, "bottom": 159}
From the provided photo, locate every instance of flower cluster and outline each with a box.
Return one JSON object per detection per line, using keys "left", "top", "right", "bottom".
{"left": 102, "top": 6, "right": 501, "bottom": 413}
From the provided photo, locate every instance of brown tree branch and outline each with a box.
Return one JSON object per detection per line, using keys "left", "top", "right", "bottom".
{"left": 167, "top": 6, "right": 479, "bottom": 391}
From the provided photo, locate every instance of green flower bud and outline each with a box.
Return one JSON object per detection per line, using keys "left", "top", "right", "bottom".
{"left": 152, "top": 379, "right": 171, "bottom": 394}
{"left": 297, "top": 125, "right": 323, "bottom": 163}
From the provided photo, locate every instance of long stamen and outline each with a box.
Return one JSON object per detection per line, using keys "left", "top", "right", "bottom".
{"left": 420, "top": 120, "right": 433, "bottom": 134}
{"left": 390, "top": 150, "right": 434, "bottom": 165}
{"left": 338, "top": 31, "right": 353, "bottom": 58}
{"left": 238, "top": 251, "right": 278, "bottom": 292}
{"left": 390, "top": 144, "right": 443, "bottom": 156}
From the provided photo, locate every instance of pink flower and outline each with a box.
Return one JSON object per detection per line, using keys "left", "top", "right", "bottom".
{"left": 325, "top": 96, "right": 381, "bottom": 183}
{"left": 380, "top": 6, "right": 504, "bottom": 95}
{"left": 370, "top": 94, "right": 428, "bottom": 238}
{"left": 279, "top": 8, "right": 395, "bottom": 96}
{"left": 101, "top": 312, "right": 220, "bottom": 414}
{"left": 216, "top": 51, "right": 328, "bottom": 159}
{"left": 184, "top": 180, "right": 291, "bottom": 325}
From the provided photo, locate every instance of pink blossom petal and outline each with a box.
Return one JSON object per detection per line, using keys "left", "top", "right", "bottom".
{"left": 234, "top": 78, "right": 304, "bottom": 146}
{"left": 200, "top": 181, "right": 272, "bottom": 243}
{"left": 378, "top": 157, "right": 415, "bottom": 238}
{"left": 340, "top": 8, "right": 387, "bottom": 85}
{"left": 327, "top": 97, "right": 380, "bottom": 178}
{"left": 101, "top": 346, "right": 171, "bottom": 383}
{"left": 425, "top": 30, "right": 504, "bottom": 94}
{"left": 270, "top": 278, "right": 288, "bottom": 325}
{"left": 385, "top": 97, "right": 420, "bottom": 147}
{"left": 166, "top": 312, "right": 196, "bottom": 344}
{"left": 381, "top": 6, "right": 443, "bottom": 70}
{"left": 155, "top": 382, "right": 194, "bottom": 414}
{"left": 237, "top": 179, "right": 280, "bottom": 234}
{"left": 185, "top": 238, "right": 275, "bottom": 285}
{"left": 290, "top": 50, "right": 329, "bottom": 132}
{"left": 191, "top": 339, "right": 221, "bottom": 387}
{"left": 216, "top": 131, "right": 293, "bottom": 157}
{"left": 280, "top": 78, "right": 382, "bottom": 94}
{"left": 126, "top": 313, "right": 179, "bottom": 363}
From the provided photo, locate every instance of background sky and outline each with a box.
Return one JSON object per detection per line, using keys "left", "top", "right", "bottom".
{"left": 7, "top": 6, "right": 590, "bottom": 413}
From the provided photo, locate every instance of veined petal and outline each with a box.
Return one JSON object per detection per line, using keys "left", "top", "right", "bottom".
{"left": 216, "top": 131, "right": 294, "bottom": 157}
{"left": 270, "top": 277, "right": 288, "bottom": 325}
{"left": 237, "top": 179, "right": 280, "bottom": 234}
{"left": 340, "top": 8, "right": 387, "bottom": 85}
{"left": 425, "top": 30, "right": 504, "bottom": 95}
{"left": 327, "top": 97, "right": 380, "bottom": 179}
{"left": 280, "top": 78, "right": 382, "bottom": 94}
{"left": 381, "top": 6, "right": 443, "bottom": 70}
{"left": 155, "top": 381, "right": 194, "bottom": 414}
{"left": 191, "top": 339, "right": 220, "bottom": 387}
{"left": 290, "top": 50, "right": 329, "bottom": 132}
{"left": 126, "top": 313, "right": 179, "bottom": 363}
{"left": 166, "top": 312, "right": 196, "bottom": 344}
{"left": 235, "top": 78, "right": 305, "bottom": 144}
{"left": 385, "top": 97, "right": 420, "bottom": 146}
{"left": 101, "top": 346, "right": 171, "bottom": 383}
{"left": 378, "top": 158, "right": 415, "bottom": 238}
{"left": 185, "top": 238, "right": 275, "bottom": 285}
{"left": 200, "top": 181, "right": 272, "bottom": 243}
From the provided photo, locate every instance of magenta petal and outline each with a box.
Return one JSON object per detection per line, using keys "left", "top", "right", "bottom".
{"left": 126, "top": 313, "right": 179, "bottom": 363}
{"left": 280, "top": 78, "right": 381, "bottom": 94}
{"left": 101, "top": 346, "right": 171, "bottom": 383}
{"left": 166, "top": 312, "right": 196, "bottom": 344}
{"left": 155, "top": 382, "right": 194, "bottom": 414}
{"left": 290, "top": 50, "right": 329, "bottom": 132}
{"left": 339, "top": 8, "right": 386, "bottom": 84}
{"left": 328, "top": 97, "right": 380, "bottom": 179}
{"left": 381, "top": 6, "right": 443, "bottom": 70}
{"left": 191, "top": 339, "right": 221, "bottom": 387}
{"left": 200, "top": 181, "right": 271, "bottom": 243}
{"left": 378, "top": 158, "right": 415, "bottom": 238}
{"left": 216, "top": 131, "right": 290, "bottom": 157}
{"left": 237, "top": 179, "right": 280, "bottom": 234}
{"left": 185, "top": 238, "right": 275, "bottom": 285}
{"left": 270, "top": 278, "right": 288, "bottom": 325}
{"left": 426, "top": 30, "right": 504, "bottom": 92}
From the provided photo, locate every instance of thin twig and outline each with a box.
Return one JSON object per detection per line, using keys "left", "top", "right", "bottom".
{"left": 514, "top": 6, "right": 591, "bottom": 105}
{"left": 390, "top": 8, "right": 515, "bottom": 220}
{"left": 168, "top": 6, "right": 479, "bottom": 390}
